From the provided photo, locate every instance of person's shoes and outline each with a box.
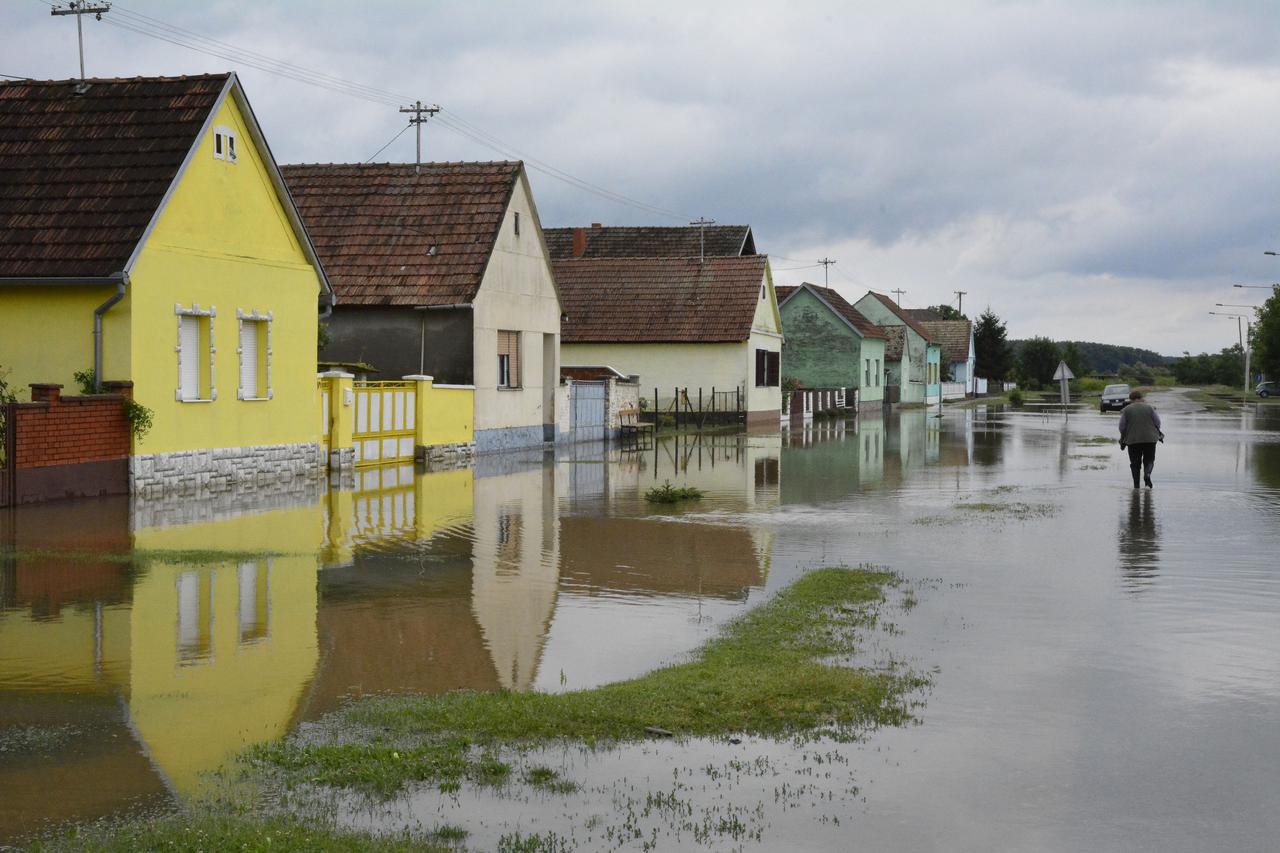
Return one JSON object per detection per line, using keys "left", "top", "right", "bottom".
{"left": 1144, "top": 474, "right": 1153, "bottom": 488}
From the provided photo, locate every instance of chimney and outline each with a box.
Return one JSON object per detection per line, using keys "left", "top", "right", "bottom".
{"left": 572, "top": 227, "right": 586, "bottom": 259}
{"left": 591, "top": 222, "right": 602, "bottom": 229}
{"left": 30, "top": 383, "right": 62, "bottom": 404}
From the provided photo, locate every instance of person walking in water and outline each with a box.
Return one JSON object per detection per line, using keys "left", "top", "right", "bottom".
{"left": 1118, "top": 389, "right": 1163, "bottom": 488}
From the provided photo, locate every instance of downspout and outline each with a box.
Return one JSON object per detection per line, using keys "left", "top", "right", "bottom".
{"left": 318, "top": 291, "right": 334, "bottom": 321}
{"left": 93, "top": 271, "right": 129, "bottom": 392}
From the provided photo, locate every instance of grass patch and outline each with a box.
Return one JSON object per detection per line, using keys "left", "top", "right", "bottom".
{"left": 644, "top": 480, "right": 705, "bottom": 504}
{"left": 1072, "top": 434, "right": 1115, "bottom": 446}
{"left": 1185, "top": 385, "right": 1243, "bottom": 412}
{"left": 522, "top": 765, "right": 579, "bottom": 794}
{"left": 0, "top": 547, "right": 295, "bottom": 567}
{"left": 954, "top": 501, "right": 1057, "bottom": 519}
{"left": 253, "top": 568, "right": 922, "bottom": 795}
{"left": 27, "top": 813, "right": 450, "bottom": 852}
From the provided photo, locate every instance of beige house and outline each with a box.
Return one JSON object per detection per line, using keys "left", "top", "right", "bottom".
{"left": 283, "top": 162, "right": 562, "bottom": 453}
{"left": 553, "top": 255, "right": 783, "bottom": 426}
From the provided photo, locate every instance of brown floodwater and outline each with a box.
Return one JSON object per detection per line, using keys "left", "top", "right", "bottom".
{"left": 2, "top": 389, "right": 1279, "bottom": 851}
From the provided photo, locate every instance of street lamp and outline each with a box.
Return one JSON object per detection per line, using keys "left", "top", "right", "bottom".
{"left": 1216, "top": 303, "right": 1260, "bottom": 310}
{"left": 1233, "top": 283, "right": 1279, "bottom": 289}
{"left": 1209, "top": 310, "right": 1253, "bottom": 397}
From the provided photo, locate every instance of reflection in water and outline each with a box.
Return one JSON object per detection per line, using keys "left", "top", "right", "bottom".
{"left": 1118, "top": 491, "right": 1161, "bottom": 591}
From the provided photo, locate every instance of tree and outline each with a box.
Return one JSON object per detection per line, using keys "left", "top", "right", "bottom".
{"left": 1171, "top": 345, "right": 1243, "bottom": 387}
{"left": 1018, "top": 336, "right": 1061, "bottom": 388}
{"left": 926, "top": 304, "right": 966, "bottom": 321}
{"left": 1060, "top": 341, "right": 1088, "bottom": 377}
{"left": 1251, "top": 285, "right": 1280, "bottom": 381}
{"left": 974, "top": 309, "right": 1013, "bottom": 380}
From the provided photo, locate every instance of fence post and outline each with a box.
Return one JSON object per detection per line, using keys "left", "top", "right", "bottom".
{"left": 320, "top": 371, "right": 355, "bottom": 471}
{"left": 404, "top": 374, "right": 434, "bottom": 459}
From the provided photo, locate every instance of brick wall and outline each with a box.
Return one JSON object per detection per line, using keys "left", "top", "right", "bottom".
{"left": 14, "top": 385, "right": 131, "bottom": 469}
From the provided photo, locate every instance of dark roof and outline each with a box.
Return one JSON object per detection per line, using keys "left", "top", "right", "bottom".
{"left": 904, "top": 308, "right": 943, "bottom": 322}
{"left": 544, "top": 224, "right": 755, "bottom": 260}
{"left": 554, "top": 256, "right": 769, "bottom": 344}
{"left": 882, "top": 326, "right": 906, "bottom": 361}
{"left": 919, "top": 319, "right": 972, "bottom": 364}
{"left": 0, "top": 74, "right": 230, "bottom": 278}
{"left": 281, "top": 161, "right": 521, "bottom": 306}
{"left": 777, "top": 283, "right": 886, "bottom": 339}
{"left": 561, "top": 365, "right": 632, "bottom": 381}
{"left": 866, "top": 292, "right": 937, "bottom": 344}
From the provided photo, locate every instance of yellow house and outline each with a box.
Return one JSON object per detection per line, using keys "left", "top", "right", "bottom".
{"left": 0, "top": 73, "right": 333, "bottom": 494}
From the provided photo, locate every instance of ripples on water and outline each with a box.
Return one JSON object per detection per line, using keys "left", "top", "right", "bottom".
{"left": 2, "top": 396, "right": 1279, "bottom": 850}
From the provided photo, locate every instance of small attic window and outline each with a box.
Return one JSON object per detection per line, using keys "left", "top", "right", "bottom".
{"left": 514, "top": 211, "right": 521, "bottom": 237}
{"left": 213, "top": 126, "right": 237, "bottom": 163}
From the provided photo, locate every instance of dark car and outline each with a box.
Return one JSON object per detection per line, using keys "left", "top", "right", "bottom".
{"left": 1257, "top": 381, "right": 1277, "bottom": 398}
{"left": 1100, "top": 383, "right": 1131, "bottom": 412}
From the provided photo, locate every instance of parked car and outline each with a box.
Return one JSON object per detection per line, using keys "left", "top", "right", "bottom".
{"left": 1100, "top": 383, "right": 1131, "bottom": 412}
{"left": 1257, "top": 381, "right": 1277, "bottom": 398}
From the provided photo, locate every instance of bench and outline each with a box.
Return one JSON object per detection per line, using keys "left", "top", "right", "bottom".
{"left": 618, "top": 407, "right": 654, "bottom": 438}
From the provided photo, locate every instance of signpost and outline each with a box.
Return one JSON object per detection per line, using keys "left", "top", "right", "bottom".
{"left": 1052, "top": 361, "right": 1075, "bottom": 410}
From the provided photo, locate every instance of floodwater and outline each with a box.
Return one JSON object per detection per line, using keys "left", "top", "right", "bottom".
{"left": 2, "top": 388, "right": 1279, "bottom": 851}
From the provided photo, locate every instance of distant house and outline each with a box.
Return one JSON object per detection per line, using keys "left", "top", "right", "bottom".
{"left": 918, "top": 319, "right": 976, "bottom": 394}
{"left": 776, "top": 283, "right": 887, "bottom": 411}
{"left": 281, "top": 161, "right": 563, "bottom": 453}
{"left": 852, "top": 293, "right": 941, "bottom": 405}
{"left": 554, "top": 256, "right": 783, "bottom": 426}
{"left": 0, "top": 73, "right": 333, "bottom": 493}
{"left": 545, "top": 223, "right": 756, "bottom": 259}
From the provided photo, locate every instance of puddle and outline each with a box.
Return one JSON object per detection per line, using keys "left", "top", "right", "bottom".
{"left": 3, "top": 389, "right": 1280, "bottom": 850}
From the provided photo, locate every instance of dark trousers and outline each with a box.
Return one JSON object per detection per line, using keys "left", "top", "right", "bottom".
{"left": 1127, "top": 442, "right": 1156, "bottom": 485}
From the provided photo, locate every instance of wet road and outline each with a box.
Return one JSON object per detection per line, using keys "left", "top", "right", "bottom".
{"left": 2, "top": 388, "right": 1278, "bottom": 850}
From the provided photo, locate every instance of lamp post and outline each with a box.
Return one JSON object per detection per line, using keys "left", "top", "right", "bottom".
{"left": 1209, "top": 311, "right": 1252, "bottom": 400}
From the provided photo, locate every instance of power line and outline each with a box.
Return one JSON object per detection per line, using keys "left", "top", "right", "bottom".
{"left": 0, "top": 72, "right": 34, "bottom": 79}
{"left": 364, "top": 122, "right": 412, "bottom": 163}
{"left": 85, "top": 3, "right": 692, "bottom": 221}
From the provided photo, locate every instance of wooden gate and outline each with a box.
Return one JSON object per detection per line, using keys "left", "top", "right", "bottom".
{"left": 353, "top": 381, "right": 416, "bottom": 467}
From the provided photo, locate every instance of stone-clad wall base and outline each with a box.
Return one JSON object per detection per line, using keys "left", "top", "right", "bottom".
{"left": 419, "top": 442, "right": 475, "bottom": 472}
{"left": 474, "top": 426, "right": 546, "bottom": 455}
{"left": 130, "top": 442, "right": 325, "bottom": 498}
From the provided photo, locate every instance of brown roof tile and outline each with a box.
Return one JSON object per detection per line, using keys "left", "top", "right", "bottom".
{"left": 867, "top": 292, "right": 937, "bottom": 344}
{"left": 554, "top": 256, "right": 769, "bottom": 344}
{"left": 919, "top": 319, "right": 973, "bottom": 364}
{"left": 544, "top": 224, "right": 754, "bottom": 259}
{"left": 778, "top": 283, "right": 886, "bottom": 339}
{"left": 281, "top": 161, "right": 520, "bottom": 306}
{"left": 0, "top": 74, "right": 229, "bottom": 278}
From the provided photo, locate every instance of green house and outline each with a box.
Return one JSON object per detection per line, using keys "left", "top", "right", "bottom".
{"left": 777, "top": 283, "right": 888, "bottom": 411}
{"left": 852, "top": 292, "right": 940, "bottom": 405}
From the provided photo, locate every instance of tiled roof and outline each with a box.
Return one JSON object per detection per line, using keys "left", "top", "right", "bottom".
{"left": 919, "top": 319, "right": 972, "bottom": 364}
{"left": 778, "top": 283, "right": 886, "bottom": 339}
{"left": 0, "top": 74, "right": 230, "bottom": 278}
{"left": 882, "top": 326, "right": 906, "bottom": 360}
{"left": 554, "top": 256, "right": 769, "bottom": 344}
{"left": 544, "top": 224, "right": 755, "bottom": 259}
{"left": 904, "top": 308, "right": 943, "bottom": 322}
{"left": 281, "top": 161, "right": 521, "bottom": 306}
{"left": 866, "top": 292, "right": 937, "bottom": 343}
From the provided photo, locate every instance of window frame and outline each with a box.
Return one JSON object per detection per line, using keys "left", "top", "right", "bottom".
{"left": 175, "top": 303, "right": 217, "bottom": 402}
{"left": 497, "top": 330, "right": 522, "bottom": 390}
{"left": 213, "top": 125, "right": 238, "bottom": 163}
{"left": 236, "top": 309, "right": 273, "bottom": 401}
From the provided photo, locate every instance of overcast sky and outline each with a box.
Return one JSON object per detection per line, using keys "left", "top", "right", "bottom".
{"left": 6, "top": 0, "right": 1279, "bottom": 354}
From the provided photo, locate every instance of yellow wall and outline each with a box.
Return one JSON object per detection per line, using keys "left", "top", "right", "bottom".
{"left": 0, "top": 603, "right": 132, "bottom": 694}
{"left": 0, "top": 286, "right": 130, "bottom": 400}
{"left": 125, "top": 94, "right": 325, "bottom": 455}
{"left": 418, "top": 383, "right": 474, "bottom": 447}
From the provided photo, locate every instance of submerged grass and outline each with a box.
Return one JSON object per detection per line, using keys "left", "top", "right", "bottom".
{"left": 954, "top": 501, "right": 1057, "bottom": 519}
{"left": 0, "top": 547, "right": 296, "bottom": 567}
{"left": 27, "top": 813, "right": 450, "bottom": 853}
{"left": 252, "top": 567, "right": 922, "bottom": 795}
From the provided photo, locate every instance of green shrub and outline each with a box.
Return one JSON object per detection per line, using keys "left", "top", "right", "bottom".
{"left": 123, "top": 399, "right": 154, "bottom": 441}
{"left": 73, "top": 368, "right": 96, "bottom": 395}
{"left": 644, "top": 480, "right": 704, "bottom": 504}
{"left": 1008, "top": 388, "right": 1025, "bottom": 407}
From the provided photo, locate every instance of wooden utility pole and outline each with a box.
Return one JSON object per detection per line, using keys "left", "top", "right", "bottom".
{"left": 954, "top": 290, "right": 967, "bottom": 315}
{"left": 690, "top": 217, "right": 715, "bottom": 262}
{"left": 50, "top": 1, "right": 111, "bottom": 85}
{"left": 818, "top": 257, "right": 836, "bottom": 286}
{"left": 399, "top": 101, "right": 440, "bottom": 174}
{"left": 891, "top": 288, "right": 907, "bottom": 304}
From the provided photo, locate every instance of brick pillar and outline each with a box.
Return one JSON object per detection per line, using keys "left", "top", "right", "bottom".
{"left": 102, "top": 380, "right": 134, "bottom": 400}
{"left": 29, "top": 384, "right": 62, "bottom": 404}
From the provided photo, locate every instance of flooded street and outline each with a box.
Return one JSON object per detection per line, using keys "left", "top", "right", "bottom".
{"left": 3, "top": 388, "right": 1279, "bottom": 851}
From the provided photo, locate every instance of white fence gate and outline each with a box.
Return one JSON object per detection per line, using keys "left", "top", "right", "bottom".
{"left": 569, "top": 380, "right": 607, "bottom": 442}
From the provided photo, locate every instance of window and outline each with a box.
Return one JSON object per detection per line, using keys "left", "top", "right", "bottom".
{"left": 237, "top": 561, "right": 270, "bottom": 645}
{"left": 177, "top": 570, "right": 215, "bottom": 665}
{"left": 865, "top": 358, "right": 871, "bottom": 387}
{"left": 176, "top": 304, "right": 216, "bottom": 402}
{"left": 213, "top": 125, "right": 237, "bottom": 162}
{"left": 514, "top": 211, "right": 521, "bottom": 237}
{"left": 755, "top": 348, "right": 780, "bottom": 387}
{"left": 237, "top": 310, "right": 273, "bottom": 400}
{"left": 498, "top": 330, "right": 521, "bottom": 388}
{"left": 760, "top": 284, "right": 766, "bottom": 301}
{"left": 875, "top": 358, "right": 881, "bottom": 386}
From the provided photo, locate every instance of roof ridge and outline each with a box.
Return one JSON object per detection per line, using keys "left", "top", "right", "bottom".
{"left": 1, "top": 72, "right": 232, "bottom": 86}
{"left": 281, "top": 160, "right": 520, "bottom": 169}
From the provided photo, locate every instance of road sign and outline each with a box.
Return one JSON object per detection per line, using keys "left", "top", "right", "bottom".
{"left": 1052, "top": 362, "right": 1075, "bottom": 381}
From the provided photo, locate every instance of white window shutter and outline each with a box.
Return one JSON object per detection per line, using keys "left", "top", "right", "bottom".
{"left": 240, "top": 321, "right": 258, "bottom": 399}
{"left": 179, "top": 316, "right": 200, "bottom": 400}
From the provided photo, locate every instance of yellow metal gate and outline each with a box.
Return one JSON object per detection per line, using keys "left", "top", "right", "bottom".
{"left": 353, "top": 381, "right": 416, "bottom": 466}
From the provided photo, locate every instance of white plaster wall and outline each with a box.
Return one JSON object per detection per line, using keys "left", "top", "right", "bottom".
{"left": 563, "top": 342, "right": 755, "bottom": 411}
{"left": 471, "top": 171, "right": 562, "bottom": 434}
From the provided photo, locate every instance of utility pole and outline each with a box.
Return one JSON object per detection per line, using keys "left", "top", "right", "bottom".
{"left": 954, "top": 290, "right": 967, "bottom": 316}
{"left": 690, "top": 217, "right": 715, "bottom": 262}
{"left": 398, "top": 101, "right": 440, "bottom": 175}
{"left": 891, "top": 288, "right": 907, "bottom": 305}
{"left": 818, "top": 257, "right": 836, "bottom": 287}
{"left": 50, "top": 1, "right": 111, "bottom": 85}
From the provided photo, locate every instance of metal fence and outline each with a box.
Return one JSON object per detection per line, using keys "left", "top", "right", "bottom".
{"left": 353, "top": 380, "right": 416, "bottom": 467}
{"left": 641, "top": 386, "right": 746, "bottom": 428}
